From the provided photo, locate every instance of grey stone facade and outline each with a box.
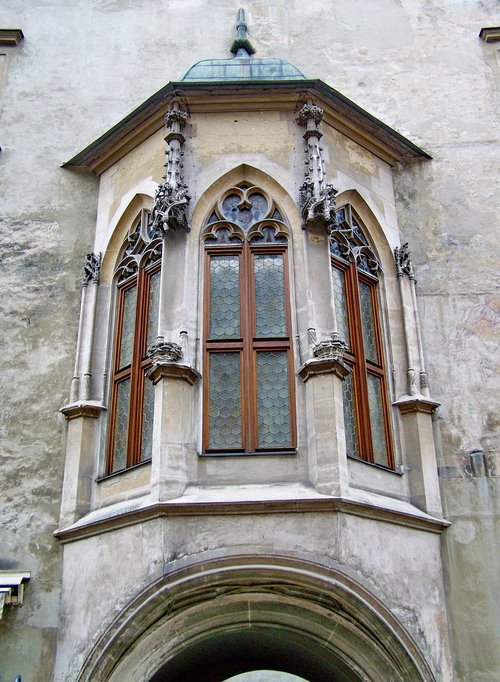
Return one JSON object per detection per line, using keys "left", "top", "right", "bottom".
{"left": 0, "top": 2, "right": 498, "bottom": 681}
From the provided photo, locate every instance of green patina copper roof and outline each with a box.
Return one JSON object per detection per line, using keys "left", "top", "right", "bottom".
{"left": 181, "top": 9, "right": 306, "bottom": 82}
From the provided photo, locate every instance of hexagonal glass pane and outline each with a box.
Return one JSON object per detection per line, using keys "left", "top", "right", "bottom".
{"left": 210, "top": 255, "right": 240, "bottom": 339}
{"left": 254, "top": 254, "right": 286, "bottom": 338}
{"left": 208, "top": 352, "right": 242, "bottom": 449}
{"left": 256, "top": 351, "right": 291, "bottom": 448}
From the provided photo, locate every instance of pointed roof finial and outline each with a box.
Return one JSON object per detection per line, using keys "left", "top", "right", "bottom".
{"left": 230, "top": 8, "right": 256, "bottom": 56}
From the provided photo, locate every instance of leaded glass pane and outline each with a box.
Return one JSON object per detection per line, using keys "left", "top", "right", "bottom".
{"left": 146, "top": 270, "right": 161, "bottom": 351}
{"left": 119, "top": 285, "right": 137, "bottom": 368}
{"left": 254, "top": 254, "right": 286, "bottom": 337}
{"left": 208, "top": 352, "right": 242, "bottom": 449}
{"left": 210, "top": 255, "right": 240, "bottom": 339}
{"left": 221, "top": 192, "right": 268, "bottom": 227}
{"left": 256, "top": 351, "right": 291, "bottom": 448}
{"left": 342, "top": 371, "right": 358, "bottom": 457}
{"left": 331, "top": 265, "right": 350, "bottom": 348}
{"left": 141, "top": 375, "right": 155, "bottom": 461}
{"left": 112, "top": 379, "right": 130, "bottom": 471}
{"left": 359, "top": 281, "right": 378, "bottom": 363}
{"left": 367, "top": 374, "right": 388, "bottom": 465}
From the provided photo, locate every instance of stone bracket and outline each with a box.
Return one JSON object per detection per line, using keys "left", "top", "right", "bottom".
{"left": 148, "top": 363, "right": 200, "bottom": 386}
{"left": 298, "top": 357, "right": 350, "bottom": 383}
{"left": 393, "top": 395, "right": 440, "bottom": 415}
{"left": 60, "top": 401, "right": 107, "bottom": 420}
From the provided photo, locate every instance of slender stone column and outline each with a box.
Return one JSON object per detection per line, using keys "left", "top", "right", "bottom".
{"left": 147, "top": 343, "right": 199, "bottom": 501}
{"left": 393, "top": 243, "right": 442, "bottom": 516}
{"left": 60, "top": 252, "right": 104, "bottom": 526}
{"left": 146, "top": 97, "right": 198, "bottom": 501}
{"left": 296, "top": 102, "right": 349, "bottom": 496}
{"left": 394, "top": 244, "right": 417, "bottom": 396}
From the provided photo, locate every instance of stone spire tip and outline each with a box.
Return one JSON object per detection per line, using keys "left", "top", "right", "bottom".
{"left": 230, "top": 8, "right": 256, "bottom": 56}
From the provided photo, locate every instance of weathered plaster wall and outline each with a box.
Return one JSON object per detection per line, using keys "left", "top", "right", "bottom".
{"left": 0, "top": 1, "right": 498, "bottom": 680}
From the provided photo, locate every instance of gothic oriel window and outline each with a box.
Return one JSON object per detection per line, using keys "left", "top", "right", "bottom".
{"left": 202, "top": 185, "right": 296, "bottom": 454}
{"left": 331, "top": 205, "right": 394, "bottom": 468}
{"left": 106, "top": 213, "right": 162, "bottom": 473}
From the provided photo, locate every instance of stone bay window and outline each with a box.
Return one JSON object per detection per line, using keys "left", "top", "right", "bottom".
{"left": 59, "top": 11, "right": 444, "bottom": 530}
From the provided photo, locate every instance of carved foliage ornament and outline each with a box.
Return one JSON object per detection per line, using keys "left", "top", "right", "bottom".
{"left": 150, "top": 99, "right": 191, "bottom": 237}
{"left": 394, "top": 242, "right": 414, "bottom": 279}
{"left": 296, "top": 102, "right": 338, "bottom": 233}
{"left": 82, "top": 252, "right": 102, "bottom": 286}
{"left": 330, "top": 205, "right": 380, "bottom": 275}
{"left": 203, "top": 184, "right": 289, "bottom": 245}
{"left": 115, "top": 214, "right": 162, "bottom": 284}
{"left": 147, "top": 339, "right": 183, "bottom": 364}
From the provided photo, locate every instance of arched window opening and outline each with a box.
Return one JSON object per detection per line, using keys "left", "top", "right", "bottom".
{"left": 202, "top": 184, "right": 296, "bottom": 455}
{"left": 106, "top": 211, "right": 162, "bottom": 474}
{"left": 331, "top": 204, "right": 394, "bottom": 468}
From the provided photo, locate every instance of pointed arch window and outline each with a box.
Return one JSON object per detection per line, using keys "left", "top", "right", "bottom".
{"left": 202, "top": 185, "right": 296, "bottom": 454}
{"left": 331, "top": 205, "right": 394, "bottom": 468}
{"left": 106, "top": 212, "right": 162, "bottom": 474}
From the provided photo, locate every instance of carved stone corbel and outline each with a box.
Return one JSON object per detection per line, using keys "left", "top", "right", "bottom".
{"left": 299, "top": 332, "right": 350, "bottom": 382}
{"left": 150, "top": 98, "right": 191, "bottom": 236}
{"left": 296, "top": 102, "right": 338, "bottom": 233}
{"left": 147, "top": 339, "right": 200, "bottom": 386}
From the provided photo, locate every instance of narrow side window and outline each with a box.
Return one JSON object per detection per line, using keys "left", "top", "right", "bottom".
{"left": 331, "top": 205, "right": 394, "bottom": 468}
{"left": 106, "top": 215, "right": 162, "bottom": 474}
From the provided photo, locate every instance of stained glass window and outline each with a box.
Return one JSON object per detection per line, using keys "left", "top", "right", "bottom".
{"left": 330, "top": 205, "right": 393, "bottom": 468}
{"left": 209, "top": 255, "right": 240, "bottom": 339}
{"left": 203, "top": 185, "right": 295, "bottom": 454}
{"left": 107, "top": 212, "right": 162, "bottom": 473}
{"left": 254, "top": 254, "right": 286, "bottom": 337}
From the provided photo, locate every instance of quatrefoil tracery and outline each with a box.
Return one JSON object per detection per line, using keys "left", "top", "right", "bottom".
{"left": 203, "top": 185, "right": 289, "bottom": 245}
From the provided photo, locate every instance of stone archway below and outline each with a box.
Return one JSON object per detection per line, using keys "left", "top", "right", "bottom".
{"left": 77, "top": 555, "right": 436, "bottom": 682}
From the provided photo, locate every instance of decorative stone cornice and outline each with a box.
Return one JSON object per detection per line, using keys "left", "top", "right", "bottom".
{"left": 394, "top": 242, "right": 414, "bottom": 279}
{"left": 0, "top": 29, "right": 24, "bottom": 46}
{"left": 60, "top": 401, "right": 107, "bottom": 420}
{"left": 82, "top": 252, "right": 102, "bottom": 286}
{"left": 150, "top": 98, "right": 191, "bottom": 236}
{"left": 54, "top": 495, "right": 449, "bottom": 544}
{"left": 296, "top": 101, "right": 338, "bottom": 233}
{"left": 393, "top": 395, "right": 440, "bottom": 415}
{"left": 148, "top": 363, "right": 200, "bottom": 386}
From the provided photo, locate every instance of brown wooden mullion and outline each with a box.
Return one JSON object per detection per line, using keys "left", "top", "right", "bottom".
{"left": 369, "top": 277, "right": 395, "bottom": 468}
{"left": 127, "top": 268, "right": 147, "bottom": 466}
{"left": 107, "top": 283, "right": 132, "bottom": 473}
{"left": 346, "top": 262, "right": 374, "bottom": 463}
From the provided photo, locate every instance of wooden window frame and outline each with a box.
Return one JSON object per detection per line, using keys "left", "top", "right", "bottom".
{"left": 106, "top": 260, "right": 160, "bottom": 474}
{"left": 331, "top": 222, "right": 394, "bottom": 469}
{"left": 203, "top": 240, "right": 296, "bottom": 455}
